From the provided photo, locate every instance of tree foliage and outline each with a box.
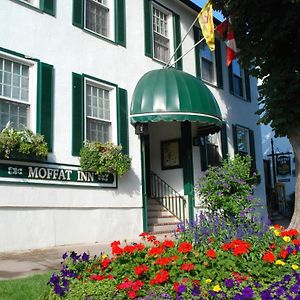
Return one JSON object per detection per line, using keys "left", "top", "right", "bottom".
{"left": 211, "top": 0, "right": 300, "bottom": 138}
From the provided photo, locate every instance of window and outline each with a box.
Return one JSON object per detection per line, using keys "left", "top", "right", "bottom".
{"left": 72, "top": 73, "right": 129, "bottom": 156}
{"left": 144, "top": 0, "right": 182, "bottom": 69}
{"left": 85, "top": 80, "right": 111, "bottom": 142}
{"left": 194, "top": 27, "right": 223, "bottom": 87}
{"left": 229, "top": 59, "right": 251, "bottom": 101}
{"left": 0, "top": 49, "right": 54, "bottom": 151}
{"left": 0, "top": 56, "right": 32, "bottom": 131}
{"left": 152, "top": 5, "right": 171, "bottom": 63}
{"left": 17, "top": 0, "right": 56, "bottom": 16}
{"left": 85, "top": 0, "right": 109, "bottom": 37}
{"left": 200, "top": 43, "right": 216, "bottom": 84}
{"left": 233, "top": 124, "right": 256, "bottom": 169}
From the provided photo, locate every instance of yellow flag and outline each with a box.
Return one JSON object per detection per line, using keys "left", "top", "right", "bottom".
{"left": 198, "top": 1, "right": 215, "bottom": 51}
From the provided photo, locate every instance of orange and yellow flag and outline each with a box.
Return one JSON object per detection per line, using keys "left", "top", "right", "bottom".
{"left": 198, "top": 1, "right": 215, "bottom": 51}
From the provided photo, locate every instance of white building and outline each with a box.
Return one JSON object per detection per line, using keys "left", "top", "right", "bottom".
{"left": 0, "top": 0, "right": 266, "bottom": 252}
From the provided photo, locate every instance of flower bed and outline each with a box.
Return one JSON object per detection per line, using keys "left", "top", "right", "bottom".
{"left": 45, "top": 223, "right": 300, "bottom": 299}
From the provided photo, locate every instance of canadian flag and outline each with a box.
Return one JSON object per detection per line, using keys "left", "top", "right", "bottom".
{"left": 215, "top": 19, "right": 237, "bottom": 66}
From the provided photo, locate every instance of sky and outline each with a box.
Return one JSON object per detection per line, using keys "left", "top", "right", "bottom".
{"left": 190, "top": 0, "right": 224, "bottom": 21}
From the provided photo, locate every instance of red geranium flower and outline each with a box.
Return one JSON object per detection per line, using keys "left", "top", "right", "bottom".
{"left": 280, "top": 249, "right": 289, "bottom": 259}
{"left": 147, "top": 235, "right": 157, "bottom": 242}
{"left": 281, "top": 229, "right": 299, "bottom": 237}
{"left": 150, "top": 269, "right": 169, "bottom": 285}
{"left": 206, "top": 249, "right": 216, "bottom": 259}
{"left": 155, "top": 257, "right": 171, "bottom": 266}
{"left": 139, "top": 232, "right": 149, "bottom": 237}
{"left": 180, "top": 263, "right": 195, "bottom": 271}
{"left": 149, "top": 246, "right": 164, "bottom": 256}
{"left": 89, "top": 274, "right": 106, "bottom": 281}
{"left": 263, "top": 251, "right": 275, "bottom": 263}
{"left": 178, "top": 242, "right": 193, "bottom": 253}
{"left": 134, "top": 264, "right": 149, "bottom": 276}
{"left": 162, "top": 240, "right": 175, "bottom": 248}
{"left": 293, "top": 239, "right": 300, "bottom": 245}
{"left": 127, "top": 291, "right": 136, "bottom": 299}
{"left": 101, "top": 257, "right": 111, "bottom": 269}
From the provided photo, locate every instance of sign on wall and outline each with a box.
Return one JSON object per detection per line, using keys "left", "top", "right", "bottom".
{"left": 276, "top": 155, "right": 291, "bottom": 177}
{"left": 0, "top": 160, "right": 116, "bottom": 188}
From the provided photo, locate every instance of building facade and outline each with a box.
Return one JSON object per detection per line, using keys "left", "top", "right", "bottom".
{"left": 0, "top": 0, "right": 266, "bottom": 252}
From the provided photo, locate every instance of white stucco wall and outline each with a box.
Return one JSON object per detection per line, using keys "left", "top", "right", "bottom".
{"left": 0, "top": 0, "right": 266, "bottom": 251}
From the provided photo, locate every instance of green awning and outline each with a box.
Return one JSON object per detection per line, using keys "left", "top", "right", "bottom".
{"left": 130, "top": 69, "right": 222, "bottom": 133}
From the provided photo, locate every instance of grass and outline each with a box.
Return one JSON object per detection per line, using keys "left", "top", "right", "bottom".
{"left": 0, "top": 272, "right": 53, "bottom": 300}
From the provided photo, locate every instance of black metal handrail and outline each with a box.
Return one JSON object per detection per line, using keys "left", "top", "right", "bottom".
{"left": 150, "top": 171, "right": 186, "bottom": 222}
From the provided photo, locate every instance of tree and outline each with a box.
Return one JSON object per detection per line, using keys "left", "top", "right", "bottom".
{"left": 210, "top": 0, "right": 300, "bottom": 230}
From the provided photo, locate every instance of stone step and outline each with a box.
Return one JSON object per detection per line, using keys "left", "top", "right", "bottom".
{"left": 148, "top": 222, "right": 179, "bottom": 233}
{"left": 148, "top": 215, "right": 178, "bottom": 225}
{"left": 148, "top": 209, "right": 172, "bottom": 218}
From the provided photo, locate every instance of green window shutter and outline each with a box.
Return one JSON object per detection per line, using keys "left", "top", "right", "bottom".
{"left": 37, "top": 62, "right": 54, "bottom": 152}
{"left": 173, "top": 13, "right": 182, "bottom": 70}
{"left": 221, "top": 122, "right": 228, "bottom": 159}
{"left": 199, "top": 135, "right": 208, "bottom": 171}
{"left": 115, "top": 0, "right": 126, "bottom": 47}
{"left": 232, "top": 124, "right": 238, "bottom": 155}
{"left": 244, "top": 71, "right": 251, "bottom": 102}
{"left": 228, "top": 64, "right": 234, "bottom": 95}
{"left": 249, "top": 129, "right": 256, "bottom": 170}
{"left": 117, "top": 88, "right": 129, "bottom": 155}
{"left": 215, "top": 39, "right": 223, "bottom": 88}
{"left": 41, "top": 0, "right": 56, "bottom": 16}
{"left": 144, "top": 0, "right": 153, "bottom": 58}
{"left": 73, "top": 0, "right": 84, "bottom": 28}
{"left": 193, "top": 26, "right": 201, "bottom": 78}
{"left": 72, "top": 73, "right": 84, "bottom": 156}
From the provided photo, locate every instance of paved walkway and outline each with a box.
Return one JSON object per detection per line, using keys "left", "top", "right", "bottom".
{"left": 0, "top": 242, "right": 114, "bottom": 280}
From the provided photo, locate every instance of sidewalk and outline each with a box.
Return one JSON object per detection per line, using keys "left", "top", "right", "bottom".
{"left": 0, "top": 242, "right": 113, "bottom": 280}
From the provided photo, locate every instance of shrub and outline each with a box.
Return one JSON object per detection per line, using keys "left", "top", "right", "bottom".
{"left": 80, "top": 142, "right": 131, "bottom": 176}
{"left": 0, "top": 125, "right": 48, "bottom": 160}
{"left": 196, "top": 155, "right": 261, "bottom": 222}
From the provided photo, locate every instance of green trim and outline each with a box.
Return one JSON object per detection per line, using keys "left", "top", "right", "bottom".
{"left": 36, "top": 62, "right": 54, "bottom": 152}
{"left": 232, "top": 124, "right": 238, "bottom": 154}
{"left": 0, "top": 47, "right": 39, "bottom": 62}
{"left": 144, "top": 0, "right": 153, "bottom": 58}
{"left": 140, "top": 135, "right": 148, "bottom": 232}
{"left": 41, "top": 0, "right": 56, "bottom": 16}
{"left": 72, "top": 73, "right": 84, "bottom": 156}
{"left": 115, "top": 0, "right": 126, "bottom": 47}
{"left": 221, "top": 122, "right": 228, "bottom": 159}
{"left": 193, "top": 26, "right": 201, "bottom": 78}
{"left": 249, "top": 129, "right": 256, "bottom": 170}
{"left": 72, "top": 0, "right": 84, "bottom": 28}
{"left": 215, "top": 39, "right": 223, "bottom": 88}
{"left": 117, "top": 88, "right": 129, "bottom": 155}
{"left": 181, "top": 122, "right": 195, "bottom": 222}
{"left": 245, "top": 71, "right": 251, "bottom": 102}
{"left": 199, "top": 135, "right": 208, "bottom": 171}
{"left": 173, "top": 13, "right": 182, "bottom": 70}
{"left": 228, "top": 63, "right": 234, "bottom": 95}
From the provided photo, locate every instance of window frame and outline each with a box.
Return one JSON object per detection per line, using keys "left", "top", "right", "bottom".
{"left": 84, "top": 0, "right": 115, "bottom": 41}
{"left": 199, "top": 43, "right": 217, "bottom": 86}
{"left": 151, "top": 2, "right": 174, "bottom": 64}
{"left": 0, "top": 51, "right": 38, "bottom": 132}
{"left": 235, "top": 125, "right": 251, "bottom": 155}
{"left": 83, "top": 77, "right": 117, "bottom": 144}
{"left": 16, "top": 0, "right": 56, "bottom": 16}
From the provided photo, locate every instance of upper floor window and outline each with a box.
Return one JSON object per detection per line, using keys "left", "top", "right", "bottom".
{"left": 200, "top": 43, "right": 216, "bottom": 85}
{"left": 229, "top": 59, "right": 251, "bottom": 101}
{"left": 85, "top": 0, "right": 110, "bottom": 38}
{"left": 21, "top": 0, "right": 39, "bottom": 7}
{"left": 73, "top": 0, "right": 126, "bottom": 47}
{"left": 17, "top": 0, "right": 56, "bottom": 16}
{"left": 194, "top": 27, "right": 223, "bottom": 88}
{"left": 144, "top": 0, "right": 182, "bottom": 69}
{"left": 152, "top": 5, "right": 171, "bottom": 63}
{"left": 85, "top": 80, "right": 112, "bottom": 143}
{"left": 0, "top": 56, "right": 32, "bottom": 131}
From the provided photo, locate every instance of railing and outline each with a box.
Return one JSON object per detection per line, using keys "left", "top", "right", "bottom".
{"left": 150, "top": 171, "right": 186, "bottom": 222}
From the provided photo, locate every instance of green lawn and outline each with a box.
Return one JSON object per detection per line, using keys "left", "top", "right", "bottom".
{"left": 0, "top": 272, "right": 53, "bottom": 300}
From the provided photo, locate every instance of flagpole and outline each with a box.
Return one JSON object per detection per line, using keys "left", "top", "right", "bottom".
{"left": 166, "top": 36, "right": 205, "bottom": 69}
{"left": 164, "top": 14, "right": 199, "bottom": 68}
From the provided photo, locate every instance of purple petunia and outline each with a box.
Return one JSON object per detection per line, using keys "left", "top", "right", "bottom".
{"left": 242, "top": 286, "right": 254, "bottom": 299}
{"left": 225, "top": 278, "right": 235, "bottom": 288}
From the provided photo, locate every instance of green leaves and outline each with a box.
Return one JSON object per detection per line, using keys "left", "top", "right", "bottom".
{"left": 79, "top": 141, "right": 131, "bottom": 176}
{"left": 0, "top": 125, "right": 48, "bottom": 160}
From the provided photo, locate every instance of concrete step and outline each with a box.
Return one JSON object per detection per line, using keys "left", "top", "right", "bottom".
{"left": 148, "top": 209, "right": 172, "bottom": 218}
{"left": 148, "top": 222, "right": 179, "bottom": 233}
{"left": 148, "top": 215, "right": 178, "bottom": 225}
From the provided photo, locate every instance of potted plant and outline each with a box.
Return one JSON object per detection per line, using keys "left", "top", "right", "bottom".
{"left": 79, "top": 141, "right": 131, "bottom": 176}
{"left": 0, "top": 124, "right": 48, "bottom": 161}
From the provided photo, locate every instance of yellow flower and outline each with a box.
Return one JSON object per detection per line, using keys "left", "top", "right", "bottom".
{"left": 205, "top": 279, "right": 212, "bottom": 284}
{"left": 275, "top": 260, "right": 285, "bottom": 266}
{"left": 269, "top": 226, "right": 274, "bottom": 230}
{"left": 213, "top": 285, "right": 222, "bottom": 292}
{"left": 102, "top": 254, "right": 108, "bottom": 259}
{"left": 292, "top": 264, "right": 299, "bottom": 270}
{"left": 273, "top": 229, "right": 281, "bottom": 236}
{"left": 283, "top": 236, "right": 291, "bottom": 242}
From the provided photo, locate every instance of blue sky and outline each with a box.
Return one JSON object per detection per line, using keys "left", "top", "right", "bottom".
{"left": 190, "top": 0, "right": 224, "bottom": 21}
